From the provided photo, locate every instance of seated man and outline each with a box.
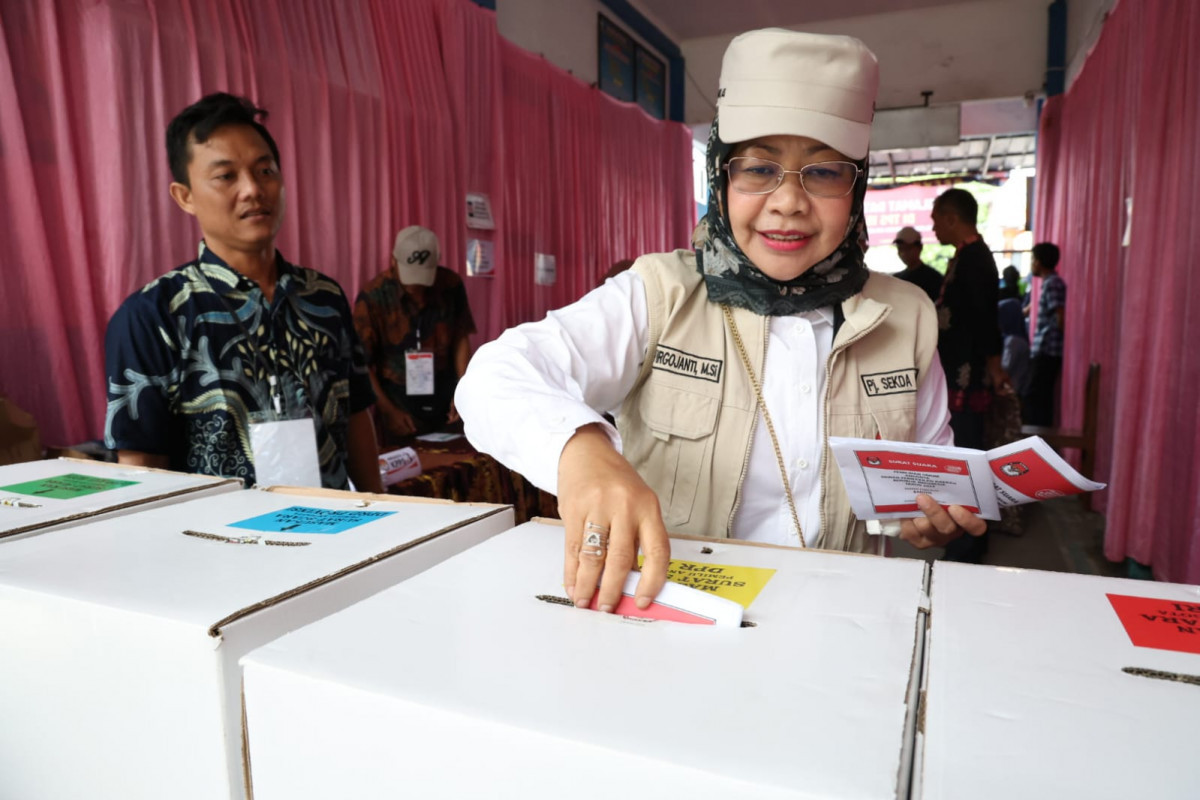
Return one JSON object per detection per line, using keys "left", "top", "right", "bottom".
{"left": 104, "top": 92, "right": 382, "bottom": 492}
{"left": 354, "top": 226, "right": 476, "bottom": 442}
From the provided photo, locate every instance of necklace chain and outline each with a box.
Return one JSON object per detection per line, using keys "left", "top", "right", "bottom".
{"left": 722, "top": 305, "right": 806, "bottom": 547}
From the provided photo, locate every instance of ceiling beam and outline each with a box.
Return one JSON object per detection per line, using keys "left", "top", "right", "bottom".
{"left": 980, "top": 135, "right": 996, "bottom": 175}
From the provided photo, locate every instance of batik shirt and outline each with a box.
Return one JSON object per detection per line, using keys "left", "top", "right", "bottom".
{"left": 1031, "top": 272, "right": 1066, "bottom": 357}
{"left": 104, "top": 242, "right": 375, "bottom": 488}
{"left": 353, "top": 266, "right": 476, "bottom": 423}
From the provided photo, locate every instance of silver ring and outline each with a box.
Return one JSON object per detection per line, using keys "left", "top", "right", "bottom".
{"left": 582, "top": 530, "right": 608, "bottom": 549}
{"left": 581, "top": 521, "right": 609, "bottom": 559}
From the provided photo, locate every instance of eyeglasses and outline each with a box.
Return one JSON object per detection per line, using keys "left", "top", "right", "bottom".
{"left": 724, "top": 157, "right": 862, "bottom": 198}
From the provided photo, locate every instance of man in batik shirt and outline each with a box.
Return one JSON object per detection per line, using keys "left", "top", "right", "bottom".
{"left": 354, "top": 226, "right": 476, "bottom": 443}
{"left": 104, "top": 93, "right": 381, "bottom": 491}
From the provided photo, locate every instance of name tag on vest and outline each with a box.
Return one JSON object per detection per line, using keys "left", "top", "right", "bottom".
{"left": 652, "top": 345, "right": 723, "bottom": 383}
{"left": 861, "top": 368, "right": 918, "bottom": 396}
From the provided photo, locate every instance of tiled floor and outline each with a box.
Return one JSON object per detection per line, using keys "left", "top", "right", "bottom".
{"left": 893, "top": 496, "right": 1126, "bottom": 577}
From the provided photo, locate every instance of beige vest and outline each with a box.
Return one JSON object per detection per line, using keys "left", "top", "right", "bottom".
{"left": 619, "top": 250, "right": 939, "bottom": 553}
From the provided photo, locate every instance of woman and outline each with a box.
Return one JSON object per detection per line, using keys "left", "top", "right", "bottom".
{"left": 456, "top": 29, "right": 986, "bottom": 614}
{"left": 998, "top": 266, "right": 1031, "bottom": 396}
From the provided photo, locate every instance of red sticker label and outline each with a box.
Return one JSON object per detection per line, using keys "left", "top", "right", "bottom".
{"left": 589, "top": 592, "right": 716, "bottom": 625}
{"left": 856, "top": 450, "right": 968, "bottom": 474}
{"left": 1107, "top": 593, "right": 1200, "bottom": 654}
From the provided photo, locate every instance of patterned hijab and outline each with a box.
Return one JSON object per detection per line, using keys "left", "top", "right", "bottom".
{"left": 694, "top": 115, "right": 870, "bottom": 316}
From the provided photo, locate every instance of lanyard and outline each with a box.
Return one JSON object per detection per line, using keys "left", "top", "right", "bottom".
{"left": 400, "top": 286, "right": 429, "bottom": 352}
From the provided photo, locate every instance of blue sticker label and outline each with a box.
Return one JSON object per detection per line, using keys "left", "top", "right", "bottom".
{"left": 228, "top": 505, "right": 396, "bottom": 534}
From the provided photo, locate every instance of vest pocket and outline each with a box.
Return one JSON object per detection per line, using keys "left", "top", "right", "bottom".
{"left": 864, "top": 393, "right": 919, "bottom": 442}
{"left": 637, "top": 382, "right": 719, "bottom": 528}
{"left": 871, "top": 408, "right": 918, "bottom": 441}
{"left": 826, "top": 409, "right": 918, "bottom": 443}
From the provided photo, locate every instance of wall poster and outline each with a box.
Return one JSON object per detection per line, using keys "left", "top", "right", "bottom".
{"left": 635, "top": 46, "right": 666, "bottom": 120}
{"left": 597, "top": 14, "right": 635, "bottom": 104}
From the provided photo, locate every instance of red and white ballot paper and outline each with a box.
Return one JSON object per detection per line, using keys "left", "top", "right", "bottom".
{"left": 829, "top": 435, "right": 1106, "bottom": 522}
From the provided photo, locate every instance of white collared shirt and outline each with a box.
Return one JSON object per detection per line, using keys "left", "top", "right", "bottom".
{"left": 455, "top": 270, "right": 953, "bottom": 546}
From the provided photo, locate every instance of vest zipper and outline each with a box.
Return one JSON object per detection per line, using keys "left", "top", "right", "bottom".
{"left": 726, "top": 314, "right": 769, "bottom": 535}
{"left": 817, "top": 308, "right": 888, "bottom": 548}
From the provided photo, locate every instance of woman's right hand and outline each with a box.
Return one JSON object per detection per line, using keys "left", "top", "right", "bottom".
{"left": 557, "top": 424, "right": 671, "bottom": 613}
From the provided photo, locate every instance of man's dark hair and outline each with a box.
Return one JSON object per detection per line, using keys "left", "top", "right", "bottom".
{"left": 1000, "top": 265, "right": 1022, "bottom": 300}
{"left": 933, "top": 188, "right": 979, "bottom": 226}
{"left": 1032, "top": 242, "right": 1061, "bottom": 270}
{"left": 166, "top": 92, "right": 281, "bottom": 186}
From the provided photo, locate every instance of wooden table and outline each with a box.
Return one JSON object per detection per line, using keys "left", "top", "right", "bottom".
{"left": 386, "top": 429, "right": 558, "bottom": 524}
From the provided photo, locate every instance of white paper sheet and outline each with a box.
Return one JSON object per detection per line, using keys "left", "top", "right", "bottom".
{"left": 831, "top": 435, "right": 1106, "bottom": 526}
{"left": 830, "top": 438, "right": 999, "bottom": 520}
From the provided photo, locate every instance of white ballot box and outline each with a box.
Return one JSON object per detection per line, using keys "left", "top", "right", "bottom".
{"left": 919, "top": 563, "right": 1200, "bottom": 799}
{"left": 0, "top": 487, "right": 513, "bottom": 800}
{"left": 242, "top": 521, "right": 930, "bottom": 800}
{"left": 0, "top": 457, "right": 240, "bottom": 542}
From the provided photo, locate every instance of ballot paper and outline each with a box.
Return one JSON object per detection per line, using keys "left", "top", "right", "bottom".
{"left": 586, "top": 570, "right": 745, "bottom": 627}
{"left": 414, "top": 432, "right": 462, "bottom": 442}
{"left": 830, "top": 435, "right": 1106, "bottom": 522}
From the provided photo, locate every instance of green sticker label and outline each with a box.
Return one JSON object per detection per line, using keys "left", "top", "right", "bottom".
{"left": 0, "top": 473, "right": 139, "bottom": 500}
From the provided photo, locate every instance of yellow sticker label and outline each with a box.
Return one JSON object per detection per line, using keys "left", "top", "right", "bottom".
{"left": 639, "top": 556, "right": 775, "bottom": 608}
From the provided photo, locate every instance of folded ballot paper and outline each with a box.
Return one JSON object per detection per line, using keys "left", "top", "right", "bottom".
{"left": 586, "top": 570, "right": 745, "bottom": 627}
{"left": 829, "top": 435, "right": 1106, "bottom": 522}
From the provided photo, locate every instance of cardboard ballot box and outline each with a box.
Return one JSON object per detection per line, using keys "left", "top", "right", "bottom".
{"left": 0, "top": 486, "right": 513, "bottom": 800}
{"left": 242, "top": 521, "right": 930, "bottom": 799}
{"left": 0, "top": 457, "right": 240, "bottom": 542}
{"left": 919, "top": 563, "right": 1200, "bottom": 799}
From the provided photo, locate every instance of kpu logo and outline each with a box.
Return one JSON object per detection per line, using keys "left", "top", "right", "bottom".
{"left": 407, "top": 250, "right": 432, "bottom": 265}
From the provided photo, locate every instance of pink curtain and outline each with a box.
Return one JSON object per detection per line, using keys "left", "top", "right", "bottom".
{"left": 1033, "top": 0, "right": 1200, "bottom": 583}
{"left": 491, "top": 43, "right": 695, "bottom": 329}
{"left": 0, "top": 0, "right": 694, "bottom": 448}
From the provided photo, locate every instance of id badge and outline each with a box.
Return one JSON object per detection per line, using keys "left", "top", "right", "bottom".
{"left": 248, "top": 411, "right": 323, "bottom": 488}
{"left": 405, "top": 350, "right": 435, "bottom": 396}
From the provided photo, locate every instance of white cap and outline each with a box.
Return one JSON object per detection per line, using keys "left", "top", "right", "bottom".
{"left": 717, "top": 29, "right": 879, "bottom": 160}
{"left": 392, "top": 225, "right": 439, "bottom": 286}
{"left": 893, "top": 226, "right": 922, "bottom": 244}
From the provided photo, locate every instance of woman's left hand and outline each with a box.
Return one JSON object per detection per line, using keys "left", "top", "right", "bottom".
{"left": 899, "top": 493, "right": 988, "bottom": 549}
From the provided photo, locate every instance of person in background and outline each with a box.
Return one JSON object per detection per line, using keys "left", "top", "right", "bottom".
{"left": 998, "top": 286, "right": 1031, "bottom": 400}
{"left": 104, "top": 93, "right": 381, "bottom": 492}
{"left": 456, "top": 29, "right": 986, "bottom": 614}
{"left": 997, "top": 264, "right": 1029, "bottom": 396}
{"left": 931, "top": 188, "right": 1010, "bottom": 450}
{"left": 988, "top": 266, "right": 1032, "bottom": 538}
{"left": 931, "top": 187, "right": 1010, "bottom": 563}
{"left": 354, "top": 226, "right": 476, "bottom": 443}
{"left": 1022, "top": 242, "right": 1066, "bottom": 426}
{"left": 1001, "top": 265, "right": 1024, "bottom": 304}
{"left": 892, "top": 226, "right": 943, "bottom": 303}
